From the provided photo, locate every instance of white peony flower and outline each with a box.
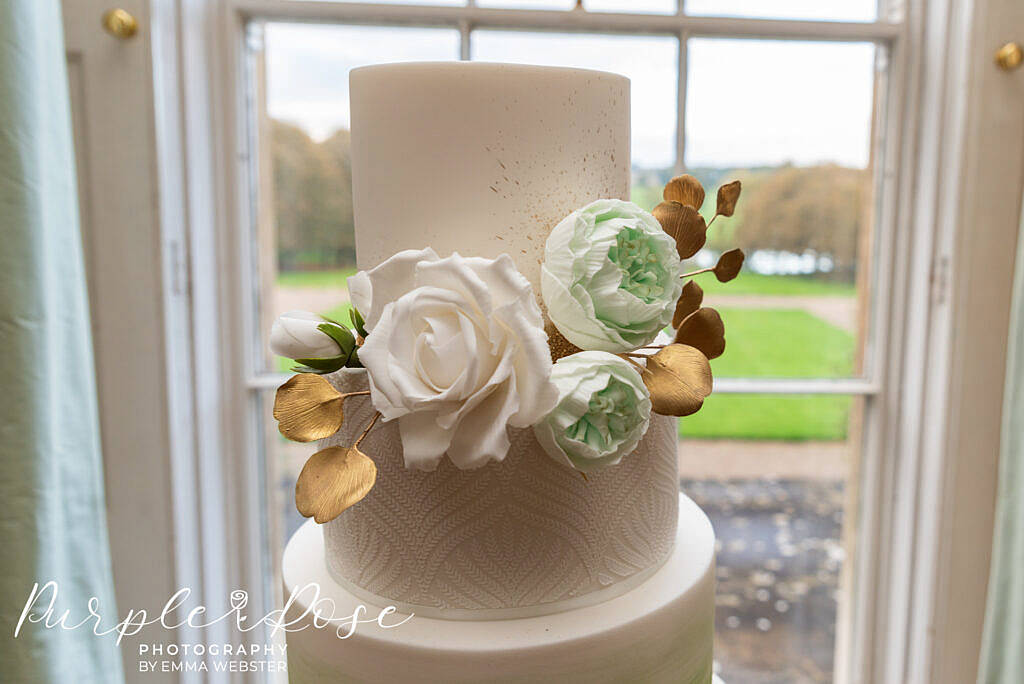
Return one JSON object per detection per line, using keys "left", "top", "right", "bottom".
{"left": 534, "top": 351, "right": 652, "bottom": 473}
{"left": 270, "top": 310, "right": 342, "bottom": 360}
{"left": 349, "top": 249, "right": 558, "bottom": 470}
{"left": 541, "top": 199, "right": 683, "bottom": 353}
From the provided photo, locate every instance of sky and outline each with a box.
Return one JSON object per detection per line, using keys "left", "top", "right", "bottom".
{"left": 263, "top": 0, "right": 879, "bottom": 169}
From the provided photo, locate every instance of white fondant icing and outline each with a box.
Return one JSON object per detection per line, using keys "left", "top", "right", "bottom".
{"left": 283, "top": 494, "right": 715, "bottom": 684}
{"left": 349, "top": 62, "right": 631, "bottom": 294}
{"left": 319, "top": 368, "right": 679, "bottom": 617}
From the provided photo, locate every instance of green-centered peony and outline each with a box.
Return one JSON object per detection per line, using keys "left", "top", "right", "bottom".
{"left": 534, "top": 351, "right": 652, "bottom": 473}
{"left": 541, "top": 199, "right": 683, "bottom": 353}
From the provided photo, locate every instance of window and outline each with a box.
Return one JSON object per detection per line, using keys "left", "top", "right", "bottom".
{"left": 231, "top": 2, "right": 901, "bottom": 682}
{"left": 684, "top": 0, "right": 878, "bottom": 22}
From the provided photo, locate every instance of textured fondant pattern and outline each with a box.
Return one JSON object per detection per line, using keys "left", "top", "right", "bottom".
{"left": 320, "top": 369, "right": 679, "bottom": 614}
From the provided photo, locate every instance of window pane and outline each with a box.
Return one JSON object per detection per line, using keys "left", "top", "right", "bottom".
{"left": 685, "top": 0, "right": 877, "bottom": 22}
{"left": 679, "top": 393, "right": 861, "bottom": 683}
{"left": 471, "top": 30, "right": 678, "bottom": 204}
{"left": 686, "top": 40, "right": 875, "bottom": 168}
{"left": 476, "top": 0, "right": 676, "bottom": 12}
{"left": 294, "top": 0, "right": 465, "bottom": 4}
{"left": 256, "top": 24, "right": 459, "bottom": 372}
{"left": 684, "top": 39, "right": 877, "bottom": 379}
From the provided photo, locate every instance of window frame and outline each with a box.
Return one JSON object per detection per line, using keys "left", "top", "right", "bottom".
{"left": 205, "top": 2, "right": 946, "bottom": 683}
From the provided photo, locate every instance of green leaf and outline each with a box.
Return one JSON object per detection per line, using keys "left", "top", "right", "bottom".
{"left": 345, "top": 347, "right": 362, "bottom": 369}
{"left": 317, "top": 323, "right": 355, "bottom": 355}
{"left": 349, "top": 308, "right": 368, "bottom": 338}
{"left": 294, "top": 355, "right": 346, "bottom": 373}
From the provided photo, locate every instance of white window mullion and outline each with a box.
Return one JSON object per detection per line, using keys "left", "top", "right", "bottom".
{"left": 676, "top": 30, "right": 687, "bottom": 174}
{"left": 459, "top": 19, "right": 471, "bottom": 60}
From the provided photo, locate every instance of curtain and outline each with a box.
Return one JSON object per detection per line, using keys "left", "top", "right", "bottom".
{"left": 0, "top": 1, "right": 124, "bottom": 682}
{"left": 977, "top": 205, "right": 1024, "bottom": 683}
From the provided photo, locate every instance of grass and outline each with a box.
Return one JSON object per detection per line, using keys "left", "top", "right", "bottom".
{"left": 710, "top": 308, "right": 855, "bottom": 379}
{"left": 322, "top": 301, "right": 357, "bottom": 327}
{"left": 680, "top": 393, "right": 852, "bottom": 441}
{"left": 275, "top": 267, "right": 358, "bottom": 289}
{"left": 694, "top": 271, "right": 856, "bottom": 297}
{"left": 679, "top": 307, "right": 855, "bottom": 441}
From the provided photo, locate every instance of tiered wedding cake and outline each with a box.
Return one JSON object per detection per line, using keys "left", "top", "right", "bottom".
{"left": 279, "top": 63, "right": 719, "bottom": 683}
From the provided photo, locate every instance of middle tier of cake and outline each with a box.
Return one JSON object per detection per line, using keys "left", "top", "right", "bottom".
{"left": 318, "top": 368, "right": 680, "bottom": 619}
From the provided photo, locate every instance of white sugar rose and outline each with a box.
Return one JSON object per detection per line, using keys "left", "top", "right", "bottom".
{"left": 541, "top": 199, "right": 683, "bottom": 353}
{"left": 349, "top": 249, "right": 558, "bottom": 470}
{"left": 269, "top": 311, "right": 341, "bottom": 360}
{"left": 534, "top": 351, "right": 652, "bottom": 473}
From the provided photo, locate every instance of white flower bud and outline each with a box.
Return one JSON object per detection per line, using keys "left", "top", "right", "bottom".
{"left": 269, "top": 310, "right": 341, "bottom": 360}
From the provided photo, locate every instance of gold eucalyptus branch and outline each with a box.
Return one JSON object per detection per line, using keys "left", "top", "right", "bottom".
{"left": 354, "top": 411, "right": 382, "bottom": 449}
{"left": 294, "top": 409, "right": 385, "bottom": 525}
{"left": 618, "top": 353, "right": 647, "bottom": 372}
{"left": 682, "top": 266, "right": 714, "bottom": 279}
{"left": 639, "top": 344, "right": 713, "bottom": 417}
{"left": 636, "top": 175, "right": 745, "bottom": 420}
{"left": 273, "top": 374, "right": 372, "bottom": 442}
{"left": 680, "top": 248, "right": 745, "bottom": 283}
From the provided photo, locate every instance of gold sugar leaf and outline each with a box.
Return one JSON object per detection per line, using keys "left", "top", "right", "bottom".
{"left": 273, "top": 373, "right": 345, "bottom": 442}
{"left": 714, "top": 248, "right": 745, "bottom": 282}
{"left": 653, "top": 201, "right": 707, "bottom": 259}
{"left": 674, "top": 307, "right": 726, "bottom": 360}
{"left": 663, "top": 174, "right": 705, "bottom": 210}
{"left": 641, "top": 344, "right": 713, "bottom": 417}
{"left": 295, "top": 446, "right": 377, "bottom": 524}
{"left": 716, "top": 180, "right": 742, "bottom": 217}
{"left": 672, "top": 280, "right": 704, "bottom": 329}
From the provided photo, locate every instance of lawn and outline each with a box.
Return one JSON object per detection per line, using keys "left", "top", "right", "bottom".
{"left": 276, "top": 267, "right": 358, "bottom": 289}
{"left": 680, "top": 308, "right": 855, "bottom": 441}
{"left": 680, "top": 393, "right": 851, "bottom": 441}
{"left": 710, "top": 308, "right": 855, "bottom": 379}
{"left": 694, "top": 271, "right": 855, "bottom": 297}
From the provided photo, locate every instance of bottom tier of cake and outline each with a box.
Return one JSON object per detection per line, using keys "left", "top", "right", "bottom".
{"left": 282, "top": 494, "right": 717, "bottom": 684}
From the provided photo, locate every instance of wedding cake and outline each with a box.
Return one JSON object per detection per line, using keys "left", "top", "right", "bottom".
{"left": 275, "top": 62, "right": 741, "bottom": 683}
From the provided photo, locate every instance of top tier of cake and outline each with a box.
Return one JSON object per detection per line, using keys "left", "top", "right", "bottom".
{"left": 349, "top": 62, "right": 630, "bottom": 291}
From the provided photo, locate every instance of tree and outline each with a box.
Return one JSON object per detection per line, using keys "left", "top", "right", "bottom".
{"left": 271, "top": 120, "right": 356, "bottom": 271}
{"left": 730, "top": 164, "right": 869, "bottom": 281}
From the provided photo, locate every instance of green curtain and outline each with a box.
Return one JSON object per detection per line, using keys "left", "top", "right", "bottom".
{"left": 978, "top": 208, "right": 1024, "bottom": 683}
{"left": 0, "top": 1, "right": 124, "bottom": 682}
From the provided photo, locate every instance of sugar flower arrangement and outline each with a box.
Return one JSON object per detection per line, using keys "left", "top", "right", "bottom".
{"left": 271, "top": 175, "right": 744, "bottom": 523}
